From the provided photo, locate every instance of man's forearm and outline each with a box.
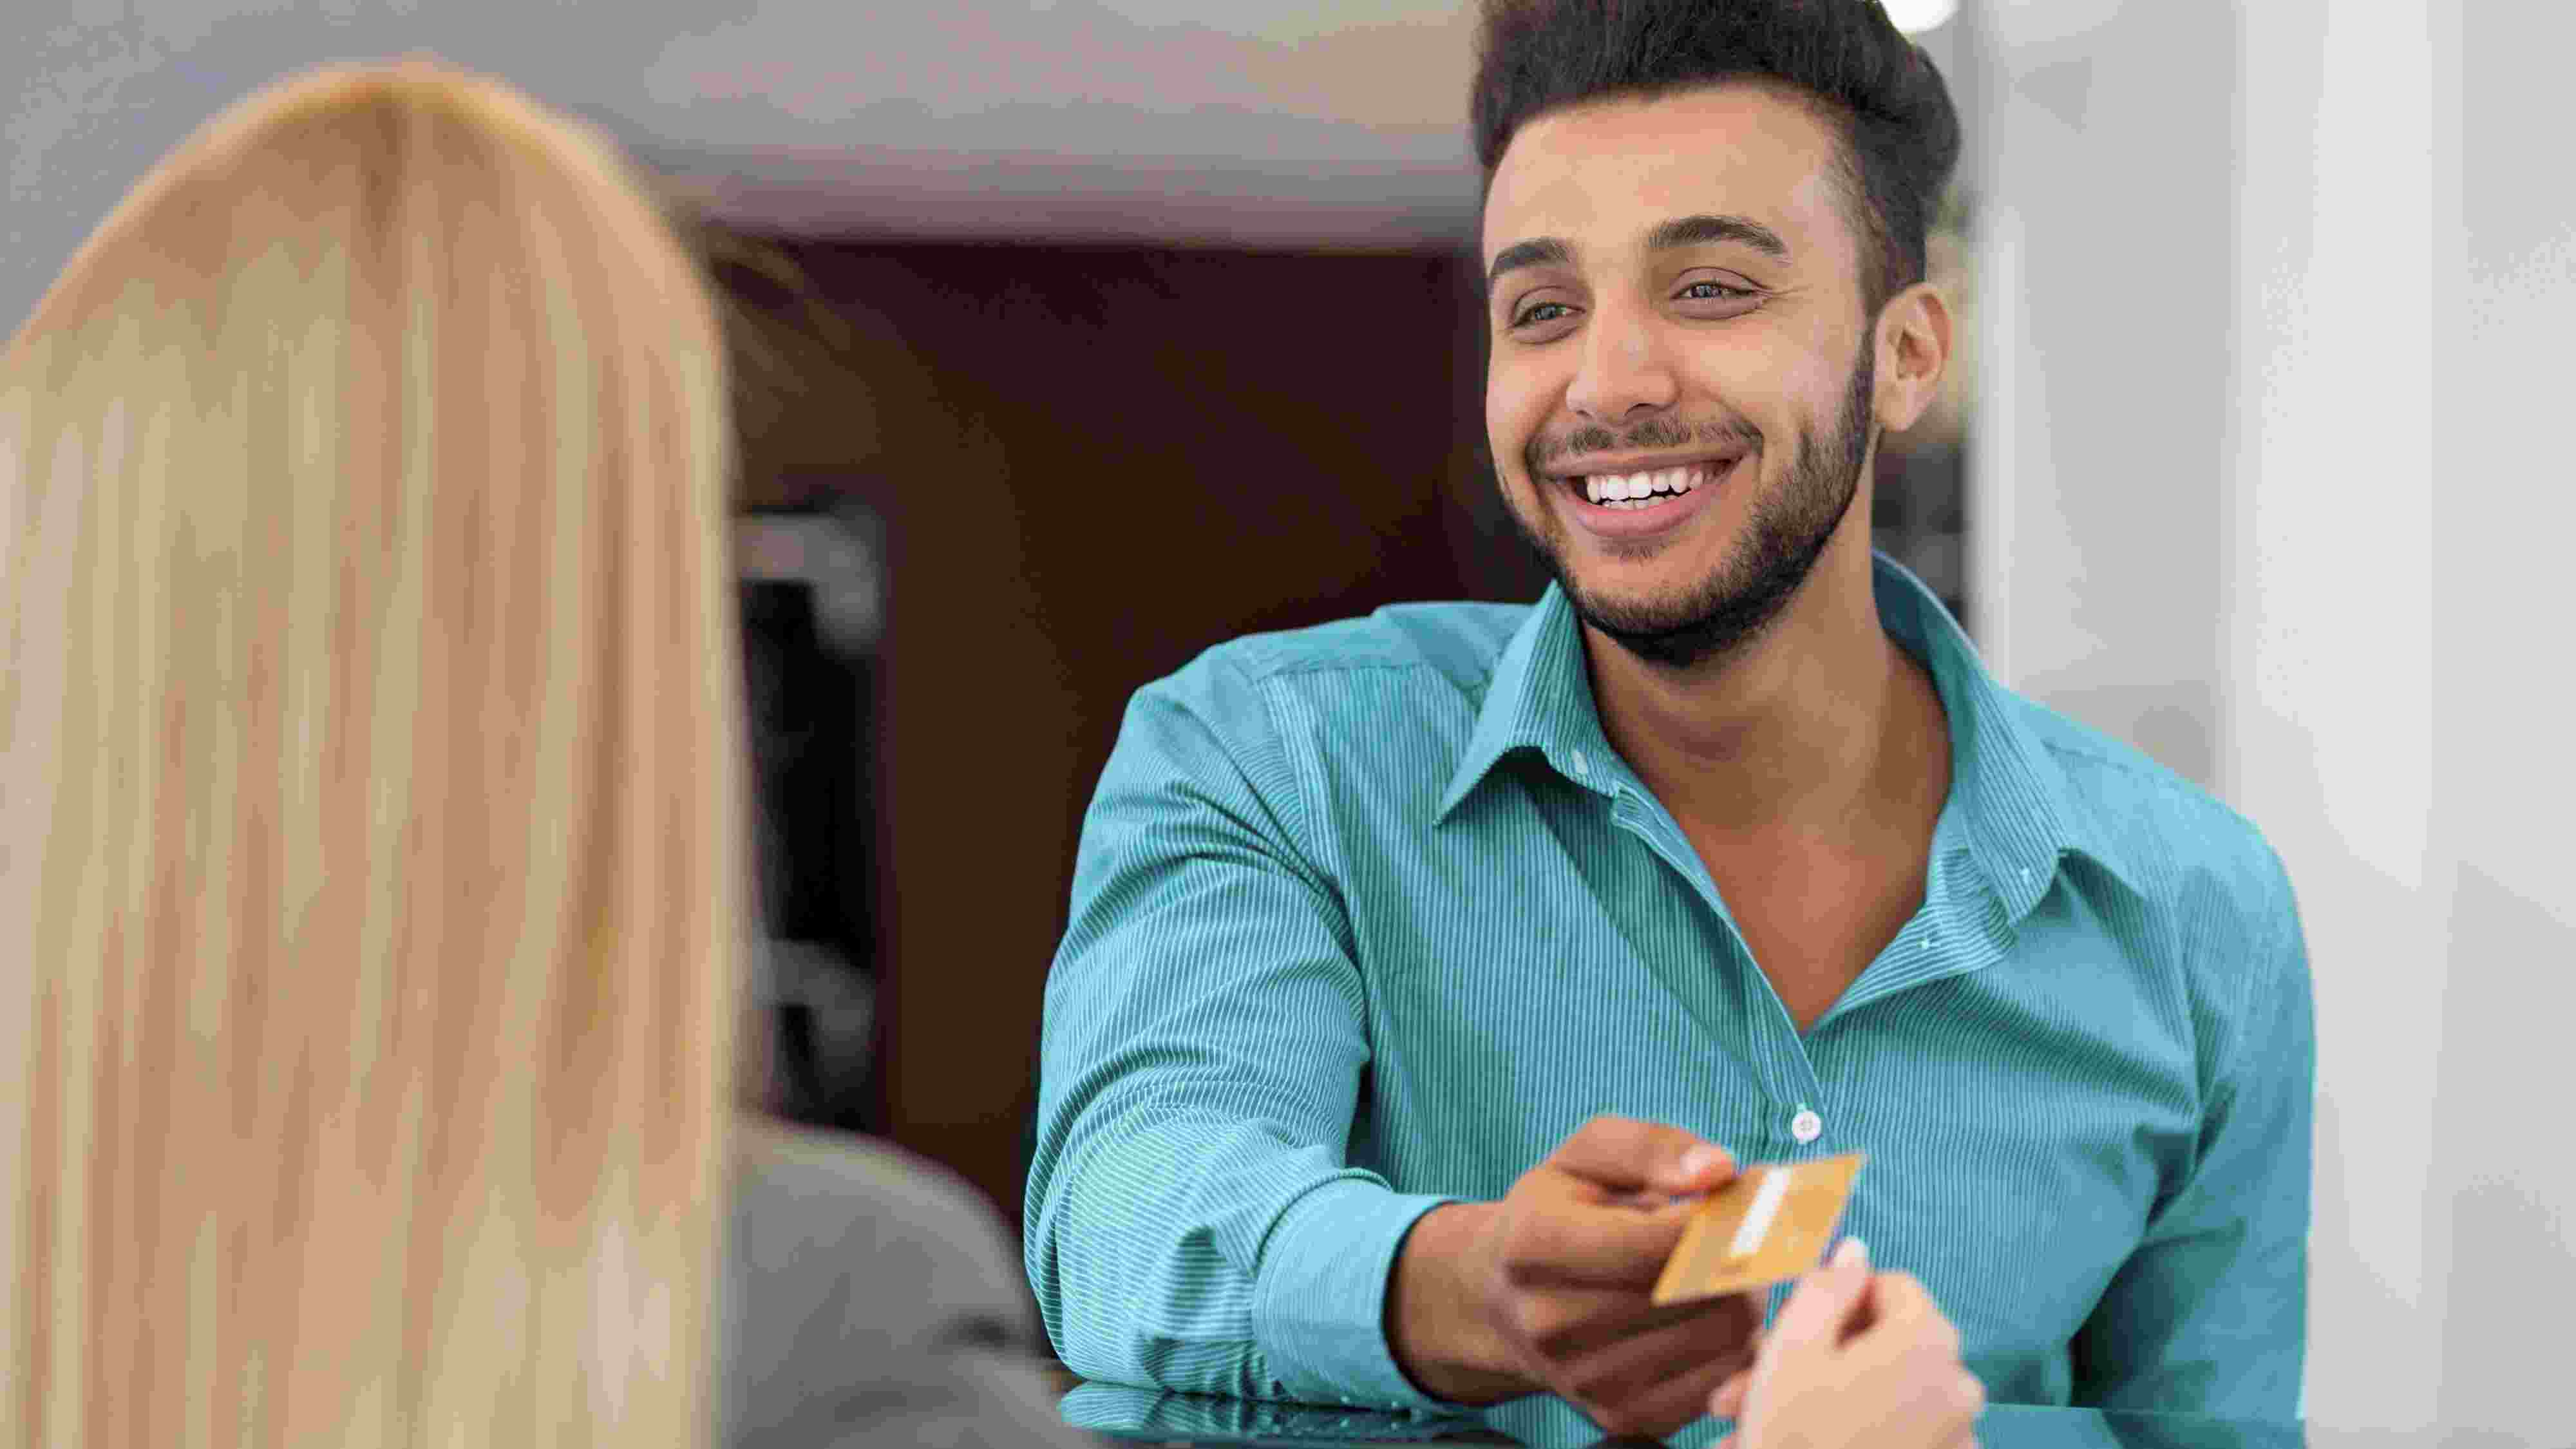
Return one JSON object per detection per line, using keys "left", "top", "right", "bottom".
{"left": 1383, "top": 1202, "right": 1531, "bottom": 1406}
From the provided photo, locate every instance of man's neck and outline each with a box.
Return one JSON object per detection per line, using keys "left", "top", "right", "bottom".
{"left": 1584, "top": 534, "right": 1931, "bottom": 838}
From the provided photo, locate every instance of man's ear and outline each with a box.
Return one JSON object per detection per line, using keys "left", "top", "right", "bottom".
{"left": 1873, "top": 282, "right": 1953, "bottom": 435}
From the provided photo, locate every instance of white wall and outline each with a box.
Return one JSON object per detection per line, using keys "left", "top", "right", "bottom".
{"left": 1978, "top": 0, "right": 2575, "bottom": 1435}
{"left": 2414, "top": 3, "right": 2576, "bottom": 1432}
{"left": 1965, "top": 0, "right": 2235, "bottom": 787}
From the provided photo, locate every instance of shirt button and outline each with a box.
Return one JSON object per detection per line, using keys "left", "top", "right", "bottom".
{"left": 1790, "top": 1107, "right": 1823, "bottom": 1144}
{"left": 1568, "top": 748, "right": 1590, "bottom": 777}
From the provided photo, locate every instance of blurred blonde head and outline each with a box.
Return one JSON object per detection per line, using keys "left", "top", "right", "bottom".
{"left": 0, "top": 60, "right": 744, "bottom": 1447}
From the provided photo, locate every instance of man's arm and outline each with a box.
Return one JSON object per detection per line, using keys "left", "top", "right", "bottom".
{"left": 1025, "top": 658, "right": 1763, "bottom": 1432}
{"left": 1022, "top": 655, "right": 1455, "bottom": 1410}
{"left": 2070, "top": 847, "right": 2315, "bottom": 1417}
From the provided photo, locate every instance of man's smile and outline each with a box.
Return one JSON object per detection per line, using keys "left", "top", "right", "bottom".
{"left": 1544, "top": 453, "right": 1748, "bottom": 538}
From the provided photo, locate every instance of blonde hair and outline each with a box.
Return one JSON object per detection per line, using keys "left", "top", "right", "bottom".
{"left": 0, "top": 60, "right": 745, "bottom": 1447}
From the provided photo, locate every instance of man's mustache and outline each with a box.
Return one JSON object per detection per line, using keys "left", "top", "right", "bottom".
{"left": 1529, "top": 417, "right": 1762, "bottom": 470}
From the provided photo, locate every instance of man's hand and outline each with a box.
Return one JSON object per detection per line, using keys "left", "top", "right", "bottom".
{"left": 1387, "top": 1115, "right": 1762, "bottom": 1438}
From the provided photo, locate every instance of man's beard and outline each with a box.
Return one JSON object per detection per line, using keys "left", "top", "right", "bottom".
{"left": 1509, "top": 342, "right": 1878, "bottom": 672}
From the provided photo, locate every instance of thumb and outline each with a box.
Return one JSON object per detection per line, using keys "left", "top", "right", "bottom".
{"left": 1769, "top": 1236, "right": 1872, "bottom": 1354}
{"left": 1548, "top": 1117, "right": 1734, "bottom": 1195}
{"left": 1653, "top": 1140, "right": 1738, "bottom": 1196}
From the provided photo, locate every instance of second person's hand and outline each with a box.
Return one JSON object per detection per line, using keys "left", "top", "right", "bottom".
{"left": 1709, "top": 1239, "right": 1984, "bottom": 1449}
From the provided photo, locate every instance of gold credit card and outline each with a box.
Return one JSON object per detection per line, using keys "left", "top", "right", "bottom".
{"left": 1650, "top": 1152, "right": 1868, "bottom": 1307}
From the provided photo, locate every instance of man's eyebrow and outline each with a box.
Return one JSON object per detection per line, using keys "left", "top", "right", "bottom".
{"left": 1484, "top": 215, "right": 1791, "bottom": 294}
{"left": 1485, "top": 236, "right": 1573, "bottom": 293}
{"left": 1646, "top": 213, "right": 1790, "bottom": 259}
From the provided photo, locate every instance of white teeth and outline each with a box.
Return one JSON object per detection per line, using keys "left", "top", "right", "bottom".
{"left": 1577, "top": 462, "right": 1723, "bottom": 506}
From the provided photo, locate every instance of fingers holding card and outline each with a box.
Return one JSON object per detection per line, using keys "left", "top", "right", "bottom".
{"left": 1651, "top": 1152, "right": 1867, "bottom": 1307}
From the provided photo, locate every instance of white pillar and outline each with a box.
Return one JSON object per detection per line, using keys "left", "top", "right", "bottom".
{"left": 1968, "top": 0, "right": 2237, "bottom": 787}
{"left": 1978, "top": 0, "right": 2576, "bottom": 1434}
{"left": 2414, "top": 2, "right": 2576, "bottom": 1434}
{"left": 2224, "top": 0, "right": 2446, "bottom": 1429}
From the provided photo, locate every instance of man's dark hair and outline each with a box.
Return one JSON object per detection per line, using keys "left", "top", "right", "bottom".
{"left": 1470, "top": 0, "right": 1961, "bottom": 315}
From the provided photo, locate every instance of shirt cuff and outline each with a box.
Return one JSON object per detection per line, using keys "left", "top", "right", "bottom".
{"left": 1251, "top": 1177, "right": 1461, "bottom": 1412}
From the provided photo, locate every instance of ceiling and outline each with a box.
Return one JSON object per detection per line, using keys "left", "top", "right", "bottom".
{"left": 626, "top": 0, "right": 1965, "bottom": 247}
{"left": 622, "top": 0, "right": 1487, "bottom": 247}
{"left": 7, "top": 0, "right": 1973, "bottom": 314}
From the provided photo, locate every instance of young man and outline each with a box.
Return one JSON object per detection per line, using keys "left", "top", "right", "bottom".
{"left": 1025, "top": 0, "right": 2313, "bottom": 1439}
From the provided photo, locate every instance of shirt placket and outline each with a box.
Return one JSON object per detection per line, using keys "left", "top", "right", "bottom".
{"left": 1601, "top": 780, "right": 1834, "bottom": 1168}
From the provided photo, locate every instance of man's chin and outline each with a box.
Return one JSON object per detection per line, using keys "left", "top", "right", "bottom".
{"left": 1558, "top": 574, "right": 1730, "bottom": 643}
{"left": 1557, "top": 551, "right": 1722, "bottom": 614}
{"left": 1511, "top": 509, "right": 1745, "bottom": 637}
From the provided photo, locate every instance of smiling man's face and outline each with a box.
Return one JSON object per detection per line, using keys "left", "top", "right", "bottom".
{"left": 1482, "top": 82, "right": 1886, "bottom": 670}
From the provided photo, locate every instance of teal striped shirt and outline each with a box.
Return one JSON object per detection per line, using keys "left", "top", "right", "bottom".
{"left": 1026, "top": 554, "right": 2313, "bottom": 1437}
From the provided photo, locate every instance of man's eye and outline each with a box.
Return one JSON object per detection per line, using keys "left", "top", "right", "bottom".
{"left": 1678, "top": 280, "right": 1752, "bottom": 301}
{"left": 1512, "top": 301, "right": 1573, "bottom": 328}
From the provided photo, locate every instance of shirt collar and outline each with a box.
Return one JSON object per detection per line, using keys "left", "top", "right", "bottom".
{"left": 1870, "top": 555, "right": 2145, "bottom": 916}
{"left": 1435, "top": 582, "right": 1616, "bottom": 821}
{"left": 1434, "top": 554, "right": 2144, "bottom": 920}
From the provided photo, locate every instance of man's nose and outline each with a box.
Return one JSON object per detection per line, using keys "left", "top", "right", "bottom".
{"left": 1566, "top": 310, "right": 1677, "bottom": 424}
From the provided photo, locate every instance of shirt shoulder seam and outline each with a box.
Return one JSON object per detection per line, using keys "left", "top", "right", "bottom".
{"left": 1221, "top": 658, "right": 1358, "bottom": 932}
{"left": 2218, "top": 846, "right": 2298, "bottom": 1103}
{"left": 1233, "top": 656, "right": 1448, "bottom": 685}
{"left": 2033, "top": 733, "right": 2267, "bottom": 846}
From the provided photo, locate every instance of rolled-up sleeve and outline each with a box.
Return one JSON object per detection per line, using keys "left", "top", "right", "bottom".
{"left": 2071, "top": 844, "right": 2315, "bottom": 1418}
{"left": 1023, "top": 654, "right": 1454, "bottom": 1410}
